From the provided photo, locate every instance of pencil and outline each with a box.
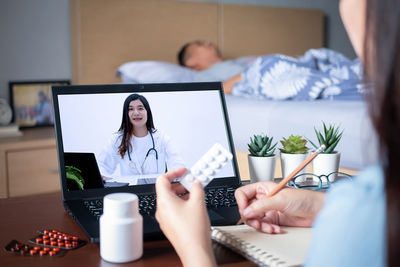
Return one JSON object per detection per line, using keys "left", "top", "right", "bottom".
{"left": 236, "top": 144, "right": 326, "bottom": 225}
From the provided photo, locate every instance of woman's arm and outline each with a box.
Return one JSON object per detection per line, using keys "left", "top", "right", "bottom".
{"left": 155, "top": 169, "right": 216, "bottom": 267}
{"left": 222, "top": 74, "right": 242, "bottom": 94}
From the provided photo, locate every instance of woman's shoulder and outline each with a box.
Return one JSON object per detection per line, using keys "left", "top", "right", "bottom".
{"left": 306, "top": 164, "right": 386, "bottom": 266}
{"left": 328, "top": 164, "right": 384, "bottom": 201}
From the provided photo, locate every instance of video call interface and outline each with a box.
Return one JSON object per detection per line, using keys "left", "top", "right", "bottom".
{"left": 57, "top": 90, "right": 236, "bottom": 191}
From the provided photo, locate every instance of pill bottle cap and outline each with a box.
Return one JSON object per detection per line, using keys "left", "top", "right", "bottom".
{"left": 103, "top": 193, "right": 139, "bottom": 218}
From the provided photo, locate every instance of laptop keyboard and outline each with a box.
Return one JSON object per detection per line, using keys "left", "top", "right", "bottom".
{"left": 84, "top": 187, "right": 238, "bottom": 221}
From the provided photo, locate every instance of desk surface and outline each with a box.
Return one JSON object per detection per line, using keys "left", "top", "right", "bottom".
{"left": 0, "top": 192, "right": 255, "bottom": 267}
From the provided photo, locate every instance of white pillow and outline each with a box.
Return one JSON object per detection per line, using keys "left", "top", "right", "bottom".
{"left": 116, "top": 61, "right": 196, "bottom": 83}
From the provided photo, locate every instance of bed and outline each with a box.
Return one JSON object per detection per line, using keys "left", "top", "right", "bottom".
{"left": 70, "top": 0, "right": 375, "bottom": 177}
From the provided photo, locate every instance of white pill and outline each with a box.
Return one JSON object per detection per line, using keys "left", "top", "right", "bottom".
{"left": 198, "top": 175, "right": 208, "bottom": 182}
{"left": 185, "top": 174, "right": 195, "bottom": 182}
{"left": 204, "top": 168, "right": 215, "bottom": 176}
{"left": 192, "top": 168, "right": 201, "bottom": 176}
{"left": 212, "top": 149, "right": 221, "bottom": 157}
{"left": 210, "top": 162, "right": 221, "bottom": 169}
{"left": 216, "top": 155, "right": 227, "bottom": 163}
{"left": 199, "top": 162, "right": 208, "bottom": 170}
{"left": 206, "top": 156, "right": 215, "bottom": 163}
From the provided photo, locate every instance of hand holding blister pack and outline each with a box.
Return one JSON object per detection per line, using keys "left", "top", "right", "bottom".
{"left": 180, "top": 143, "right": 233, "bottom": 191}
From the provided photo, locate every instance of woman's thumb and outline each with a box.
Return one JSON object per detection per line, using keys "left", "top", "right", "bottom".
{"left": 189, "top": 180, "right": 205, "bottom": 202}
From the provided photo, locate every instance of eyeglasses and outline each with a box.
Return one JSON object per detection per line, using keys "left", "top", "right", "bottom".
{"left": 288, "top": 172, "right": 353, "bottom": 191}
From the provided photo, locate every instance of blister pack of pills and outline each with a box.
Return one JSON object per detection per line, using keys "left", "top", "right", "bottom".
{"left": 180, "top": 143, "right": 233, "bottom": 191}
{"left": 4, "top": 240, "right": 67, "bottom": 257}
{"left": 29, "top": 229, "right": 86, "bottom": 250}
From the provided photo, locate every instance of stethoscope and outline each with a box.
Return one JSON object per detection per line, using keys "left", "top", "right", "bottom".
{"left": 127, "top": 131, "right": 159, "bottom": 173}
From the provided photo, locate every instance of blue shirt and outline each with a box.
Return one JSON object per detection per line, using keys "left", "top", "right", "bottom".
{"left": 305, "top": 165, "right": 386, "bottom": 267}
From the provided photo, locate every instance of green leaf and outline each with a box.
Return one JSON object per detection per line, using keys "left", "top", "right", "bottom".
{"left": 325, "top": 132, "right": 343, "bottom": 153}
{"left": 66, "top": 172, "right": 84, "bottom": 190}
{"left": 305, "top": 137, "right": 318, "bottom": 149}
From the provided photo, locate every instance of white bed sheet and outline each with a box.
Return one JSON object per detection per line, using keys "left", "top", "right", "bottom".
{"left": 225, "top": 95, "right": 378, "bottom": 170}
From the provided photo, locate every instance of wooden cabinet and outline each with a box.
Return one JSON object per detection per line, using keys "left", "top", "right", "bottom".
{"left": 0, "top": 128, "right": 59, "bottom": 198}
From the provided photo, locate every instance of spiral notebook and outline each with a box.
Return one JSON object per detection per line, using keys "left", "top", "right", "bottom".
{"left": 211, "top": 224, "right": 312, "bottom": 267}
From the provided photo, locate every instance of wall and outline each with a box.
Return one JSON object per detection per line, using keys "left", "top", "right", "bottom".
{"left": 0, "top": 0, "right": 354, "bottom": 101}
{"left": 0, "top": 0, "right": 70, "bottom": 100}
{"left": 186, "top": 0, "right": 355, "bottom": 59}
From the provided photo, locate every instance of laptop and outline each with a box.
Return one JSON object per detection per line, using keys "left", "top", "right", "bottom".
{"left": 52, "top": 82, "right": 242, "bottom": 242}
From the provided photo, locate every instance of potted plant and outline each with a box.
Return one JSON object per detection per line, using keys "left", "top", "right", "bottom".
{"left": 308, "top": 122, "right": 343, "bottom": 182}
{"left": 247, "top": 134, "right": 277, "bottom": 182}
{"left": 279, "top": 135, "right": 310, "bottom": 182}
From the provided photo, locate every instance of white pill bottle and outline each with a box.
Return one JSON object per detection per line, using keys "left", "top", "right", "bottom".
{"left": 100, "top": 193, "right": 143, "bottom": 263}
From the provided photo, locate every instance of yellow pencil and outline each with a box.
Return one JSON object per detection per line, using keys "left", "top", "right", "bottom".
{"left": 236, "top": 144, "right": 326, "bottom": 225}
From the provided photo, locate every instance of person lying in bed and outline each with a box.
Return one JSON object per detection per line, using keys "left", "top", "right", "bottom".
{"left": 177, "top": 40, "right": 254, "bottom": 94}
{"left": 177, "top": 40, "right": 363, "bottom": 100}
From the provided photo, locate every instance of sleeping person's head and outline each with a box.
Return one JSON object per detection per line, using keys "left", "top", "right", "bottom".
{"left": 177, "top": 40, "right": 222, "bottom": 71}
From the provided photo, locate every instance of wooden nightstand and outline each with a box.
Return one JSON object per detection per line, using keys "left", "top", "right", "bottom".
{"left": 0, "top": 127, "right": 59, "bottom": 198}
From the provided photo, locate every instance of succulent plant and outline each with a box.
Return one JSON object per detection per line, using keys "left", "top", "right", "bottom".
{"left": 279, "top": 135, "right": 309, "bottom": 154}
{"left": 248, "top": 134, "right": 277, "bottom": 157}
{"left": 66, "top": 165, "right": 85, "bottom": 190}
{"left": 308, "top": 122, "right": 343, "bottom": 153}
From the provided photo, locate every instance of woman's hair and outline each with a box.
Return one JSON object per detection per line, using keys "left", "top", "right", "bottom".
{"left": 364, "top": 0, "right": 400, "bottom": 265}
{"left": 118, "top": 93, "right": 155, "bottom": 158}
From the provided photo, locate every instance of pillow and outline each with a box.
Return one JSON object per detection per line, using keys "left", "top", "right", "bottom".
{"left": 116, "top": 61, "right": 196, "bottom": 83}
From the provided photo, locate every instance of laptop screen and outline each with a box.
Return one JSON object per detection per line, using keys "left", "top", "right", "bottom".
{"left": 53, "top": 83, "right": 240, "bottom": 194}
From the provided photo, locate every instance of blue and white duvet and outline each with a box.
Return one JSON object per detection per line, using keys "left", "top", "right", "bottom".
{"left": 231, "top": 48, "right": 364, "bottom": 100}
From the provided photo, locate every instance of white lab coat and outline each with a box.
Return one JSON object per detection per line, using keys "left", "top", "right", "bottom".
{"left": 97, "top": 130, "right": 185, "bottom": 184}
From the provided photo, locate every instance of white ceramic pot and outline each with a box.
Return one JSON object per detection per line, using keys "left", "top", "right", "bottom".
{"left": 312, "top": 152, "right": 340, "bottom": 182}
{"left": 248, "top": 155, "right": 276, "bottom": 183}
{"left": 280, "top": 152, "right": 308, "bottom": 182}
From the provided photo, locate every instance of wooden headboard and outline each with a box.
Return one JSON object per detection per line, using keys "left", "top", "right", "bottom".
{"left": 70, "top": 0, "right": 323, "bottom": 84}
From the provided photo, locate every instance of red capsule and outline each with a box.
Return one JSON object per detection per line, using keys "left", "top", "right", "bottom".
{"left": 43, "top": 247, "right": 51, "bottom": 252}
{"left": 35, "top": 238, "right": 43, "bottom": 243}
{"left": 49, "top": 251, "right": 57, "bottom": 256}
{"left": 39, "top": 250, "right": 47, "bottom": 256}
{"left": 65, "top": 243, "right": 72, "bottom": 248}
{"left": 30, "top": 249, "right": 37, "bottom": 255}
{"left": 43, "top": 240, "right": 50, "bottom": 245}
{"left": 52, "top": 247, "right": 60, "bottom": 252}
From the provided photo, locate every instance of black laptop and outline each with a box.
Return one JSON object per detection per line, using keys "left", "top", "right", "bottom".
{"left": 52, "top": 82, "right": 242, "bottom": 242}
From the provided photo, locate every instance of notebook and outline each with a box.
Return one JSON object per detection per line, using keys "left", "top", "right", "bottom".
{"left": 211, "top": 224, "right": 312, "bottom": 267}
{"left": 52, "top": 82, "right": 242, "bottom": 242}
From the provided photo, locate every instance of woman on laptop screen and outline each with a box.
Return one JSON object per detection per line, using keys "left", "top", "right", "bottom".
{"left": 97, "top": 93, "right": 185, "bottom": 185}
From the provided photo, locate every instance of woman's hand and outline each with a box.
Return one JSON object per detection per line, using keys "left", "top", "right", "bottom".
{"left": 235, "top": 181, "right": 325, "bottom": 234}
{"left": 155, "top": 168, "right": 216, "bottom": 267}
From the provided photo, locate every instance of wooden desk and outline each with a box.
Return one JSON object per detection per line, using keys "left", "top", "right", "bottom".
{"left": 0, "top": 192, "right": 255, "bottom": 267}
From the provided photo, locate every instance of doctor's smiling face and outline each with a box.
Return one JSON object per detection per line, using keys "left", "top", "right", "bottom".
{"left": 129, "top": 99, "right": 148, "bottom": 129}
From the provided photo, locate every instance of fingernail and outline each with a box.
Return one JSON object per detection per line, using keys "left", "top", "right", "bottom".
{"left": 243, "top": 207, "right": 254, "bottom": 217}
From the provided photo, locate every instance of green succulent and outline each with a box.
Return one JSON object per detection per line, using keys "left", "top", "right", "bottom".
{"left": 308, "top": 122, "right": 343, "bottom": 154}
{"left": 66, "top": 165, "right": 85, "bottom": 190}
{"left": 248, "top": 134, "right": 277, "bottom": 157}
{"left": 279, "top": 135, "right": 309, "bottom": 154}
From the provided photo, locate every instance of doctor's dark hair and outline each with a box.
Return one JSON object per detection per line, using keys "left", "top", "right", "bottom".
{"left": 118, "top": 94, "right": 155, "bottom": 158}
{"left": 364, "top": 0, "right": 400, "bottom": 265}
